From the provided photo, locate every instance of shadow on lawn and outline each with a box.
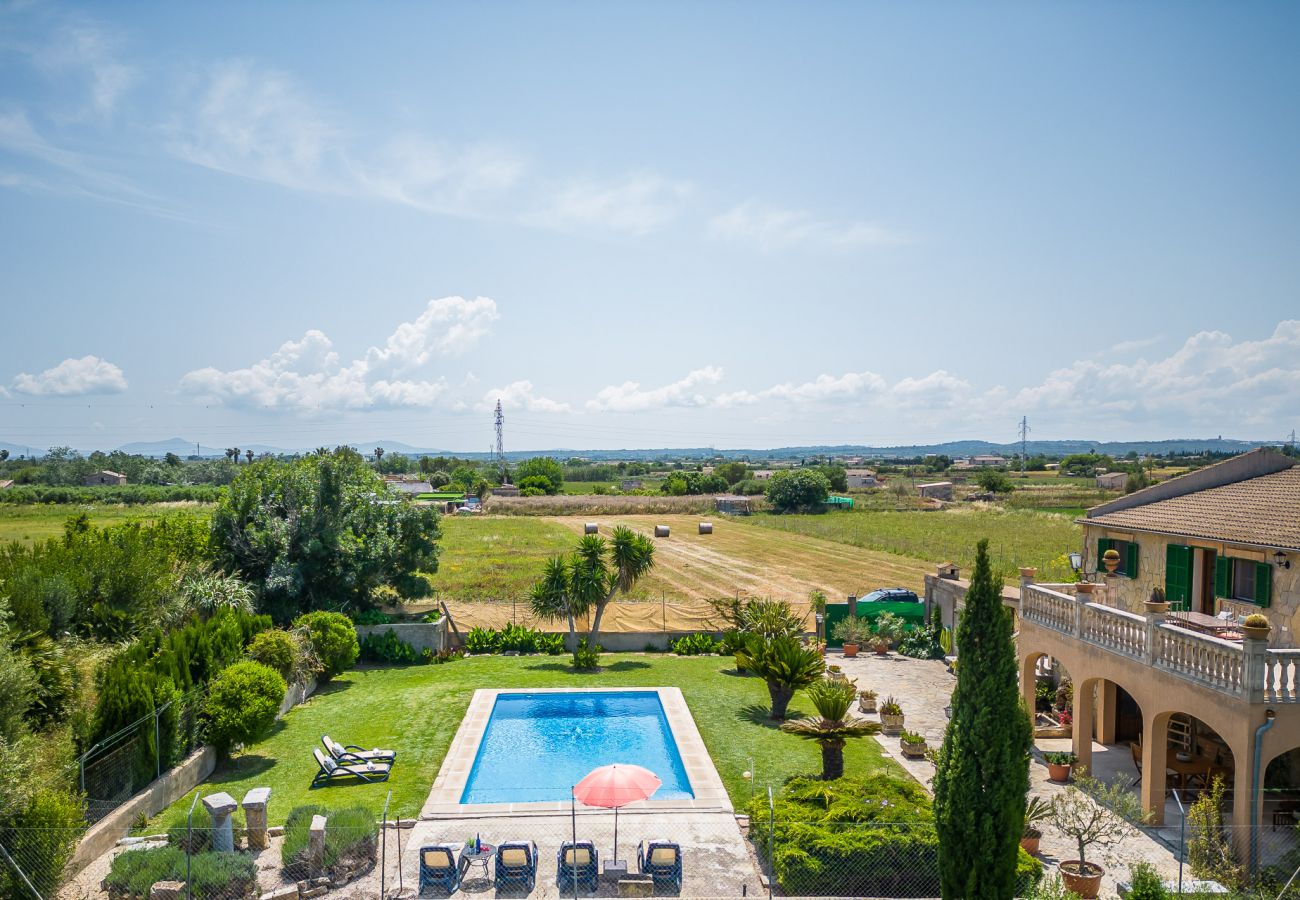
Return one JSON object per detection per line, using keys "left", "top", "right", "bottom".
{"left": 214, "top": 754, "right": 277, "bottom": 780}
{"left": 737, "top": 703, "right": 806, "bottom": 729}
{"left": 311, "top": 679, "right": 354, "bottom": 697}
{"left": 603, "top": 660, "right": 650, "bottom": 672}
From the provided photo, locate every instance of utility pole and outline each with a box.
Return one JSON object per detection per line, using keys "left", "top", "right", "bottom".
{"left": 494, "top": 399, "right": 508, "bottom": 484}
{"left": 1289, "top": 429, "right": 1297, "bottom": 450}
{"left": 1018, "top": 416, "right": 1030, "bottom": 476}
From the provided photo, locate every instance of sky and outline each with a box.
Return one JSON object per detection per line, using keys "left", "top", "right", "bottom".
{"left": 1, "top": 1, "right": 1298, "bottom": 453}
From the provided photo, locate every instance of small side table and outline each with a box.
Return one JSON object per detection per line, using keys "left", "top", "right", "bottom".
{"left": 460, "top": 843, "right": 495, "bottom": 880}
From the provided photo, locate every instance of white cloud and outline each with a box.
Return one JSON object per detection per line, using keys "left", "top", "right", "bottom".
{"left": 715, "top": 371, "right": 887, "bottom": 408}
{"left": 586, "top": 366, "right": 724, "bottom": 413}
{"left": 178, "top": 296, "right": 499, "bottom": 412}
{"left": 11, "top": 355, "right": 128, "bottom": 396}
{"left": 708, "top": 201, "right": 901, "bottom": 251}
{"left": 530, "top": 173, "right": 693, "bottom": 235}
{"left": 481, "top": 381, "right": 571, "bottom": 414}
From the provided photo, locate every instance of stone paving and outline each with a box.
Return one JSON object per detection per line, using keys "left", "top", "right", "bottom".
{"left": 830, "top": 649, "right": 1190, "bottom": 899}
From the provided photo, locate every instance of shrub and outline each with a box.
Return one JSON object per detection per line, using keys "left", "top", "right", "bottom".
{"left": 463, "top": 626, "right": 501, "bottom": 654}
{"left": 246, "top": 629, "right": 300, "bottom": 682}
{"left": 293, "top": 611, "right": 359, "bottom": 681}
{"left": 352, "top": 609, "right": 394, "bottom": 626}
{"left": 203, "top": 661, "right": 286, "bottom": 755}
{"left": 765, "top": 469, "right": 831, "bottom": 513}
{"left": 536, "top": 632, "right": 565, "bottom": 655}
{"left": 1126, "top": 861, "right": 1170, "bottom": 900}
{"left": 359, "top": 629, "right": 421, "bottom": 665}
{"left": 1187, "top": 776, "right": 1242, "bottom": 887}
{"left": 671, "top": 633, "right": 721, "bottom": 655}
{"left": 106, "top": 846, "right": 256, "bottom": 900}
{"left": 283, "top": 804, "right": 377, "bottom": 875}
{"left": 573, "top": 637, "right": 601, "bottom": 669}
{"left": 897, "top": 619, "right": 945, "bottom": 659}
{"left": 498, "top": 623, "right": 539, "bottom": 653}
{"left": 187, "top": 851, "right": 259, "bottom": 899}
{"left": 0, "top": 788, "right": 84, "bottom": 897}
{"left": 166, "top": 801, "right": 212, "bottom": 853}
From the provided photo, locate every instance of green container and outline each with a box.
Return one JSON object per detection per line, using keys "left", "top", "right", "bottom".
{"left": 824, "top": 596, "right": 926, "bottom": 648}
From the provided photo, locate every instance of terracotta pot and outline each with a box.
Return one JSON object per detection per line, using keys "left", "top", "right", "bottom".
{"left": 880, "top": 712, "right": 904, "bottom": 735}
{"left": 873, "top": 642, "right": 890, "bottom": 656}
{"left": 843, "top": 642, "right": 860, "bottom": 658}
{"left": 1144, "top": 600, "right": 1170, "bottom": 614}
{"left": 1075, "top": 583, "right": 1095, "bottom": 595}
{"left": 1019, "top": 834, "right": 1040, "bottom": 856}
{"left": 1059, "top": 861, "right": 1103, "bottom": 899}
{"left": 1047, "top": 762, "right": 1073, "bottom": 782}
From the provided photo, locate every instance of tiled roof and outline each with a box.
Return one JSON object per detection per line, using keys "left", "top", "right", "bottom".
{"left": 1083, "top": 464, "right": 1300, "bottom": 551}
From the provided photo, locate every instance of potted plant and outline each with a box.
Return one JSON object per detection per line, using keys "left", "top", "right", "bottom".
{"left": 858, "top": 688, "right": 878, "bottom": 714}
{"left": 870, "top": 612, "right": 905, "bottom": 655}
{"left": 1144, "top": 587, "right": 1169, "bottom": 614}
{"left": 1243, "top": 613, "right": 1271, "bottom": 641}
{"left": 1075, "top": 582, "right": 1096, "bottom": 596}
{"left": 1021, "top": 796, "right": 1051, "bottom": 855}
{"left": 1102, "top": 548, "right": 1121, "bottom": 574}
{"left": 878, "top": 695, "right": 904, "bottom": 735}
{"left": 1044, "top": 751, "right": 1077, "bottom": 782}
{"left": 899, "top": 729, "right": 927, "bottom": 758}
{"left": 1050, "top": 774, "right": 1144, "bottom": 899}
{"left": 832, "top": 615, "right": 868, "bottom": 658}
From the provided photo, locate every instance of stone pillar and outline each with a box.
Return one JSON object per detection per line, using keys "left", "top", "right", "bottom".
{"left": 1095, "top": 681, "right": 1118, "bottom": 745}
{"left": 1140, "top": 714, "right": 1169, "bottom": 825}
{"left": 201, "top": 792, "right": 238, "bottom": 852}
{"left": 1020, "top": 654, "right": 1039, "bottom": 724}
{"left": 242, "top": 787, "right": 271, "bottom": 850}
{"left": 1244, "top": 634, "right": 1268, "bottom": 703}
{"left": 1230, "top": 733, "right": 1257, "bottom": 865}
{"left": 308, "top": 814, "right": 327, "bottom": 874}
{"left": 1072, "top": 679, "right": 1095, "bottom": 775}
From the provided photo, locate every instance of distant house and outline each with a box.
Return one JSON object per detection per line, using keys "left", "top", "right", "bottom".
{"left": 493, "top": 483, "right": 521, "bottom": 497}
{"left": 84, "top": 471, "right": 127, "bottom": 486}
{"left": 1044, "top": 463, "right": 1061, "bottom": 471}
{"left": 1096, "top": 472, "right": 1128, "bottom": 490}
{"left": 620, "top": 479, "right": 643, "bottom": 490}
{"left": 846, "top": 469, "right": 879, "bottom": 489}
{"left": 389, "top": 481, "right": 434, "bottom": 496}
{"left": 0, "top": 480, "right": 13, "bottom": 490}
{"left": 918, "top": 481, "right": 954, "bottom": 501}
{"left": 972, "top": 455, "right": 1007, "bottom": 468}
{"left": 714, "top": 495, "right": 752, "bottom": 515}
{"left": 752, "top": 470, "right": 775, "bottom": 480}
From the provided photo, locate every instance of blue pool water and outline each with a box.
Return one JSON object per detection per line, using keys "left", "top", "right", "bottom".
{"left": 460, "top": 691, "right": 695, "bottom": 804}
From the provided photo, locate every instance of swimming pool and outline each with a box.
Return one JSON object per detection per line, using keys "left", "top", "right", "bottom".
{"left": 460, "top": 690, "right": 695, "bottom": 804}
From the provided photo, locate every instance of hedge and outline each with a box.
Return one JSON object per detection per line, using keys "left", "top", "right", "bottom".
{"left": 104, "top": 846, "right": 256, "bottom": 899}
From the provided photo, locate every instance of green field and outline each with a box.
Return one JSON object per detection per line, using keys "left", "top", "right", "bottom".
{"left": 424, "top": 515, "right": 577, "bottom": 599}
{"left": 0, "top": 502, "right": 215, "bottom": 545}
{"left": 743, "top": 505, "right": 1083, "bottom": 582}
{"left": 148, "top": 654, "right": 897, "bottom": 828}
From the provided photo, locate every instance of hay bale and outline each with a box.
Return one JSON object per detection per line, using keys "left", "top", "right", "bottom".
{"left": 584, "top": 522, "right": 598, "bottom": 534}
{"left": 654, "top": 525, "right": 670, "bottom": 538}
{"left": 698, "top": 522, "right": 713, "bottom": 534}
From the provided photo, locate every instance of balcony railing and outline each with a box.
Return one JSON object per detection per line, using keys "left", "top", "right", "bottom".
{"left": 1020, "top": 583, "right": 1299, "bottom": 703}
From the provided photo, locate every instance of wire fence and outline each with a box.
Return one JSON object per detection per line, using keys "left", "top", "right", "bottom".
{"left": 79, "top": 686, "right": 209, "bottom": 825}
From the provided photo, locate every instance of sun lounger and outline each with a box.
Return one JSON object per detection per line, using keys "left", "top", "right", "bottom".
{"left": 638, "top": 839, "right": 683, "bottom": 891}
{"left": 557, "top": 840, "right": 599, "bottom": 892}
{"left": 494, "top": 840, "right": 538, "bottom": 891}
{"left": 311, "top": 747, "right": 390, "bottom": 787}
{"left": 419, "top": 843, "right": 462, "bottom": 894}
{"left": 322, "top": 734, "right": 396, "bottom": 764}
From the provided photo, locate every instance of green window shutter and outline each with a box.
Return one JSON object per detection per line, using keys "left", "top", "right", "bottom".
{"left": 1165, "top": 544, "right": 1192, "bottom": 607}
{"left": 1214, "top": 556, "right": 1231, "bottom": 600}
{"left": 1125, "top": 542, "right": 1139, "bottom": 578}
{"left": 1098, "top": 538, "right": 1113, "bottom": 573}
{"left": 1255, "top": 562, "right": 1273, "bottom": 608}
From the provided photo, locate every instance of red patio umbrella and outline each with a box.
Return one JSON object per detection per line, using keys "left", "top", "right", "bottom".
{"left": 572, "top": 763, "right": 662, "bottom": 865}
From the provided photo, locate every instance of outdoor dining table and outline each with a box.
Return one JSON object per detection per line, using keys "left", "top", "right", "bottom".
{"left": 1167, "top": 611, "right": 1244, "bottom": 641}
{"left": 1165, "top": 748, "right": 1231, "bottom": 789}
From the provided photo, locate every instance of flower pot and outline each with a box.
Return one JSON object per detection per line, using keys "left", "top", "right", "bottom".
{"left": 900, "top": 738, "right": 927, "bottom": 759}
{"left": 858, "top": 695, "right": 877, "bottom": 713}
{"left": 1047, "top": 762, "right": 1073, "bottom": 783}
{"left": 1144, "top": 600, "right": 1170, "bottom": 614}
{"left": 880, "top": 712, "right": 904, "bottom": 735}
{"left": 872, "top": 643, "right": 890, "bottom": 656}
{"left": 1019, "top": 834, "right": 1041, "bottom": 856}
{"left": 1243, "top": 625, "right": 1271, "bottom": 641}
{"left": 1060, "top": 861, "right": 1104, "bottom": 899}
{"left": 1075, "top": 582, "right": 1095, "bottom": 595}
{"left": 843, "top": 642, "right": 860, "bottom": 658}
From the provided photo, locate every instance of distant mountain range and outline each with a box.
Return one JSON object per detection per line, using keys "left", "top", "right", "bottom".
{"left": 0, "top": 436, "right": 1277, "bottom": 461}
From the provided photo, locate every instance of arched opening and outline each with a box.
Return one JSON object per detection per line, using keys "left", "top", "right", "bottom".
{"left": 1262, "top": 747, "right": 1300, "bottom": 868}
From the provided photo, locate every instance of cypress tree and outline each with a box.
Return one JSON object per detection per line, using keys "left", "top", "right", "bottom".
{"left": 933, "top": 539, "right": 1032, "bottom": 899}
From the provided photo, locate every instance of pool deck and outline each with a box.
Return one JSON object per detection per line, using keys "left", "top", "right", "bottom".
{"left": 421, "top": 686, "right": 732, "bottom": 819}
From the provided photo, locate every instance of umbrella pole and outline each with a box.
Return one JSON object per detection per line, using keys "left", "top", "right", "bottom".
{"left": 572, "top": 788, "right": 578, "bottom": 900}
{"left": 614, "top": 805, "right": 619, "bottom": 866}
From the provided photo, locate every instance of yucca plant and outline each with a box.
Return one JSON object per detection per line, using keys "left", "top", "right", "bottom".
{"left": 782, "top": 677, "right": 880, "bottom": 779}
{"left": 737, "top": 634, "right": 824, "bottom": 720}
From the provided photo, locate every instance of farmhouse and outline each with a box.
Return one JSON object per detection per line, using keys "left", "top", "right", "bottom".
{"left": 492, "top": 482, "right": 520, "bottom": 497}
{"left": 846, "top": 468, "right": 879, "bottom": 489}
{"left": 84, "top": 470, "right": 126, "bottom": 486}
{"left": 917, "top": 481, "right": 954, "bottom": 501}
{"left": 1096, "top": 471, "right": 1127, "bottom": 490}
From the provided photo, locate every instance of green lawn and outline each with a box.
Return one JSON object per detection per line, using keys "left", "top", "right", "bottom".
{"left": 148, "top": 654, "right": 898, "bottom": 829}
{"left": 0, "top": 502, "right": 215, "bottom": 545}
{"left": 424, "top": 516, "right": 576, "bottom": 599}
{"left": 744, "top": 505, "right": 1082, "bottom": 582}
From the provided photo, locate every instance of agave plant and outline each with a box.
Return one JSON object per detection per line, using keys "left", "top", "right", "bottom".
{"left": 736, "top": 633, "right": 824, "bottom": 719}
{"left": 781, "top": 677, "right": 880, "bottom": 779}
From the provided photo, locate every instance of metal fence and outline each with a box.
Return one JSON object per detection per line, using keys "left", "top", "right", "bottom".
{"left": 79, "top": 686, "right": 208, "bottom": 825}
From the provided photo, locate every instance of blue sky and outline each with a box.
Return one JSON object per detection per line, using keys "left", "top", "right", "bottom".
{"left": 2, "top": 1, "right": 1298, "bottom": 452}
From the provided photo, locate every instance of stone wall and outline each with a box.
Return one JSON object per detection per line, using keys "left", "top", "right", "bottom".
{"left": 924, "top": 568, "right": 1021, "bottom": 652}
{"left": 356, "top": 618, "right": 449, "bottom": 655}
{"left": 1082, "top": 526, "right": 1300, "bottom": 644}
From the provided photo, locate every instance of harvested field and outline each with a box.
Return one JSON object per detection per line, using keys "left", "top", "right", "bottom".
{"left": 485, "top": 493, "right": 722, "bottom": 516}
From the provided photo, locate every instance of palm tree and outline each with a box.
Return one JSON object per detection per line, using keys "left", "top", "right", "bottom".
{"left": 232, "top": 447, "right": 241, "bottom": 464}
{"left": 245, "top": 449, "right": 254, "bottom": 465}
{"left": 737, "top": 634, "right": 824, "bottom": 720}
{"left": 374, "top": 447, "right": 385, "bottom": 467}
{"left": 782, "top": 677, "right": 880, "bottom": 779}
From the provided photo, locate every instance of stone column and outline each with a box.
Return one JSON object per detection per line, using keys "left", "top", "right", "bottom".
{"left": 1072, "top": 679, "right": 1095, "bottom": 775}
{"left": 1094, "top": 681, "right": 1118, "bottom": 745}
{"left": 1139, "top": 714, "right": 1169, "bottom": 825}
{"left": 1244, "top": 633, "right": 1268, "bottom": 703}
{"left": 308, "top": 814, "right": 327, "bottom": 874}
{"left": 242, "top": 787, "right": 271, "bottom": 850}
{"left": 201, "top": 792, "right": 238, "bottom": 852}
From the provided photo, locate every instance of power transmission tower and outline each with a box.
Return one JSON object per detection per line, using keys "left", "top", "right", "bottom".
{"left": 494, "top": 399, "right": 508, "bottom": 484}
{"left": 1018, "top": 416, "right": 1030, "bottom": 476}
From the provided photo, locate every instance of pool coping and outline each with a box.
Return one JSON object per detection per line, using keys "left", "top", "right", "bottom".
{"left": 420, "top": 686, "right": 733, "bottom": 819}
